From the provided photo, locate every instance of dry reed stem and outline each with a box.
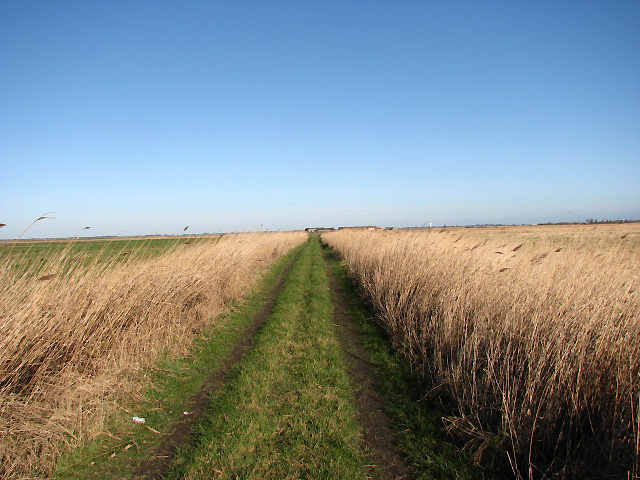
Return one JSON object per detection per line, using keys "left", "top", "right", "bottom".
{"left": 323, "top": 224, "right": 640, "bottom": 479}
{"left": 0, "top": 232, "right": 306, "bottom": 478}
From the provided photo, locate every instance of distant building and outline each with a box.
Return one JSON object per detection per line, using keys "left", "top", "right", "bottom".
{"left": 305, "top": 227, "right": 336, "bottom": 233}
{"left": 337, "top": 226, "right": 385, "bottom": 231}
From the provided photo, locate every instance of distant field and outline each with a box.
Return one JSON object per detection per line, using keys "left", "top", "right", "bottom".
{"left": 0, "top": 236, "right": 217, "bottom": 275}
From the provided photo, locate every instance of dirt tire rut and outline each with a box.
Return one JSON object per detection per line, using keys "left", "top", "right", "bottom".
{"left": 322, "top": 246, "right": 412, "bottom": 480}
{"left": 133, "top": 251, "right": 300, "bottom": 479}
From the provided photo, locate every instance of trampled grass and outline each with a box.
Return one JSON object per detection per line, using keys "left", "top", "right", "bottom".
{"left": 0, "top": 231, "right": 306, "bottom": 478}
{"left": 323, "top": 223, "right": 640, "bottom": 479}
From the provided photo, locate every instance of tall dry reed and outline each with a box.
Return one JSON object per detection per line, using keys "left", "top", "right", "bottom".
{"left": 0, "top": 232, "right": 306, "bottom": 478}
{"left": 324, "top": 224, "right": 640, "bottom": 479}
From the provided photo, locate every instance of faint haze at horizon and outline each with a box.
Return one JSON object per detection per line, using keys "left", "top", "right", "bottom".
{"left": 1, "top": 1, "right": 639, "bottom": 239}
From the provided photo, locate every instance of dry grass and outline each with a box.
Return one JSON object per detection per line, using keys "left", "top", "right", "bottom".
{"left": 323, "top": 224, "right": 640, "bottom": 479}
{"left": 0, "top": 231, "right": 306, "bottom": 478}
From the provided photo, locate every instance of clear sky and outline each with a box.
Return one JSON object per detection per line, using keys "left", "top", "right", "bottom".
{"left": 1, "top": 1, "right": 639, "bottom": 238}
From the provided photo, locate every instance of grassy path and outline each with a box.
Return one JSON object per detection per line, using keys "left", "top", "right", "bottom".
{"left": 168, "top": 236, "right": 370, "bottom": 479}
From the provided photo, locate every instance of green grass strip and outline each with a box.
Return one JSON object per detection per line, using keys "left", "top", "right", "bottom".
{"left": 324, "top": 246, "right": 485, "bottom": 480}
{"left": 1, "top": 236, "right": 206, "bottom": 277}
{"left": 170, "top": 237, "right": 371, "bottom": 480}
{"left": 54, "top": 243, "right": 302, "bottom": 480}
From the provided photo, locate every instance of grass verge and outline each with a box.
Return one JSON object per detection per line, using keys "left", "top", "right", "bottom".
{"left": 53, "top": 243, "right": 302, "bottom": 479}
{"left": 323, "top": 243, "right": 485, "bottom": 480}
{"left": 168, "top": 237, "right": 372, "bottom": 480}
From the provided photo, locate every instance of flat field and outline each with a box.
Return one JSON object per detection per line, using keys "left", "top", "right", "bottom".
{"left": 0, "top": 236, "right": 215, "bottom": 275}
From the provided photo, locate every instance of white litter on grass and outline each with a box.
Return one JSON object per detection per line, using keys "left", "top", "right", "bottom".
{"left": 183, "top": 411, "right": 190, "bottom": 415}
{"left": 132, "top": 416, "right": 146, "bottom": 424}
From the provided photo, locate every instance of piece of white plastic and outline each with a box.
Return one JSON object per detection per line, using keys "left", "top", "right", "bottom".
{"left": 132, "top": 416, "right": 146, "bottom": 424}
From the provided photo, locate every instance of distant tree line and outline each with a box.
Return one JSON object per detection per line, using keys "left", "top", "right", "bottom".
{"left": 585, "top": 219, "right": 639, "bottom": 224}
{"left": 537, "top": 219, "right": 640, "bottom": 225}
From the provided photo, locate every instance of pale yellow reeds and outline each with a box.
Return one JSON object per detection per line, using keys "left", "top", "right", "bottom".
{"left": 0, "top": 232, "right": 306, "bottom": 478}
{"left": 324, "top": 224, "right": 640, "bottom": 479}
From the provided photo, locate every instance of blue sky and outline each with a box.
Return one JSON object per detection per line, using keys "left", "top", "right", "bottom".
{"left": 1, "top": 1, "right": 639, "bottom": 238}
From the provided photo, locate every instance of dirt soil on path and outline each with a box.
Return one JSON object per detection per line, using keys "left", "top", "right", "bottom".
{"left": 133, "top": 252, "right": 300, "bottom": 480}
{"left": 322, "top": 247, "right": 412, "bottom": 480}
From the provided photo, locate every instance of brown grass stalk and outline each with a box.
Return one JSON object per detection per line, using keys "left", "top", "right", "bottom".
{"left": 323, "top": 224, "right": 640, "bottom": 479}
{"left": 0, "top": 232, "right": 306, "bottom": 478}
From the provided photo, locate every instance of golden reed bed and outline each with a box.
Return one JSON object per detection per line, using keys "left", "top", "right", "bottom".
{"left": 323, "top": 224, "right": 640, "bottom": 479}
{"left": 0, "top": 232, "right": 306, "bottom": 478}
